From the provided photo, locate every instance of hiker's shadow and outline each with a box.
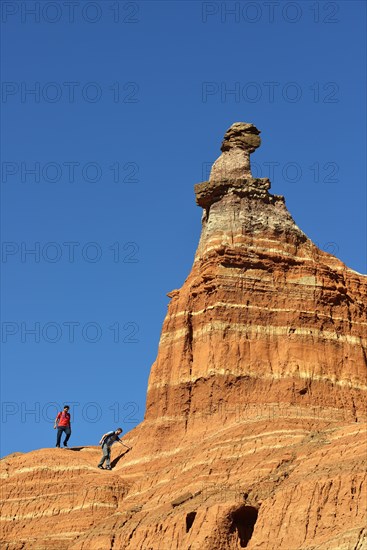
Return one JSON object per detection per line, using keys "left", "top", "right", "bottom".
{"left": 111, "top": 448, "right": 130, "bottom": 468}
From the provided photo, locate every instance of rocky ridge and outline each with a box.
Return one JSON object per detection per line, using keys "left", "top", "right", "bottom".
{"left": 1, "top": 123, "right": 366, "bottom": 549}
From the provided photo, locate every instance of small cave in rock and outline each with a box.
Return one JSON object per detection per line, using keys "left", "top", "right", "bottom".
{"left": 186, "top": 511, "right": 197, "bottom": 533}
{"left": 229, "top": 505, "right": 258, "bottom": 547}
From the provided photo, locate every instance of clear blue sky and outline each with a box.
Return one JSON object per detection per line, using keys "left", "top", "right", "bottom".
{"left": 1, "top": 0, "right": 366, "bottom": 457}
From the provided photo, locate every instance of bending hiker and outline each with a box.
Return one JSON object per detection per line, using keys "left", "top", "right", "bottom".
{"left": 54, "top": 405, "right": 71, "bottom": 448}
{"left": 98, "top": 428, "right": 127, "bottom": 470}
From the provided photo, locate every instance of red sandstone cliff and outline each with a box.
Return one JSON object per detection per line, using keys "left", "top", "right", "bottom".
{"left": 1, "top": 123, "right": 366, "bottom": 549}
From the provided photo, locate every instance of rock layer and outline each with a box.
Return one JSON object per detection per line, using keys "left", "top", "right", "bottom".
{"left": 1, "top": 123, "right": 366, "bottom": 549}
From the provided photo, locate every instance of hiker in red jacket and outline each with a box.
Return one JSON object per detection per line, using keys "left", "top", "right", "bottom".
{"left": 54, "top": 405, "right": 71, "bottom": 448}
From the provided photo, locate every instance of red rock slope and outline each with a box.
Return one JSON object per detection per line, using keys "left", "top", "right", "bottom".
{"left": 1, "top": 123, "right": 366, "bottom": 549}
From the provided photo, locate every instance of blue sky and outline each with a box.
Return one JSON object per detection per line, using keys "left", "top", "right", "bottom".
{"left": 1, "top": 0, "right": 366, "bottom": 457}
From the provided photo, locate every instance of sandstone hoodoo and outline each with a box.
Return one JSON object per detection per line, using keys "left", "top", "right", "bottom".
{"left": 1, "top": 124, "right": 366, "bottom": 549}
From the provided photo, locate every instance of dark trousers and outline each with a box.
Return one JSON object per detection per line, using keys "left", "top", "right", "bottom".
{"left": 56, "top": 426, "right": 71, "bottom": 447}
{"left": 98, "top": 444, "right": 111, "bottom": 467}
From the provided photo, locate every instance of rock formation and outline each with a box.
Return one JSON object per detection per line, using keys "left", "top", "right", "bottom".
{"left": 1, "top": 123, "right": 367, "bottom": 549}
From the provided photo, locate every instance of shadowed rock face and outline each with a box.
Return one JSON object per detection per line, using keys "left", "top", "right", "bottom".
{"left": 1, "top": 124, "right": 366, "bottom": 550}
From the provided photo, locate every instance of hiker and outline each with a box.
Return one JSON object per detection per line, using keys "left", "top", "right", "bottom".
{"left": 54, "top": 405, "right": 71, "bottom": 448}
{"left": 98, "top": 428, "right": 126, "bottom": 470}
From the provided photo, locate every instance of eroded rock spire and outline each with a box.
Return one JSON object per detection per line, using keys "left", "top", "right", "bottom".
{"left": 195, "top": 122, "right": 271, "bottom": 208}
{"left": 212, "top": 121, "right": 261, "bottom": 183}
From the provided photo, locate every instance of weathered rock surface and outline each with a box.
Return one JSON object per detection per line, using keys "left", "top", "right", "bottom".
{"left": 1, "top": 123, "right": 366, "bottom": 549}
